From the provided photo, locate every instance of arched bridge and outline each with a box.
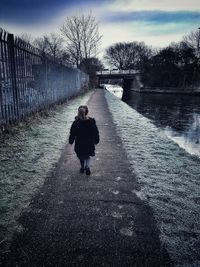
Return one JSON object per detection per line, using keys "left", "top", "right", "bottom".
{"left": 96, "top": 69, "right": 143, "bottom": 91}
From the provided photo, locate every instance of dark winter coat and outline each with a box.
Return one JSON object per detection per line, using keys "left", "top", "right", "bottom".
{"left": 69, "top": 117, "right": 99, "bottom": 157}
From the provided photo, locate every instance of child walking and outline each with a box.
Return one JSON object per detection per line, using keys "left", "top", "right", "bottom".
{"left": 69, "top": 105, "right": 99, "bottom": 175}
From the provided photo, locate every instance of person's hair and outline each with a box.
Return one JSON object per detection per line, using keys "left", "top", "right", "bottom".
{"left": 83, "top": 105, "right": 88, "bottom": 115}
{"left": 77, "top": 106, "right": 87, "bottom": 120}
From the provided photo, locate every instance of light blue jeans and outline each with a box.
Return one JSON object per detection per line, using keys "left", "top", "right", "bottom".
{"left": 78, "top": 155, "right": 90, "bottom": 169}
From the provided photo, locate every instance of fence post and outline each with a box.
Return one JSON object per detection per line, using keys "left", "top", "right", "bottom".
{"left": 7, "top": 33, "right": 19, "bottom": 121}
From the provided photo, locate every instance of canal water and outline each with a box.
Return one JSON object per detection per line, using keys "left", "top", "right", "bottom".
{"left": 105, "top": 85, "right": 200, "bottom": 267}
{"left": 107, "top": 84, "right": 200, "bottom": 158}
{"left": 124, "top": 90, "right": 200, "bottom": 158}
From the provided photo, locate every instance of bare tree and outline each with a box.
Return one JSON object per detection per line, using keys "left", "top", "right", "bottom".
{"left": 183, "top": 29, "right": 200, "bottom": 57}
{"left": 33, "top": 36, "right": 49, "bottom": 54}
{"left": 104, "top": 43, "right": 127, "bottom": 69}
{"left": 80, "top": 57, "right": 104, "bottom": 87}
{"left": 45, "top": 33, "right": 64, "bottom": 59}
{"left": 60, "top": 12, "right": 102, "bottom": 68}
{"left": 104, "top": 42, "right": 152, "bottom": 70}
{"left": 81, "top": 13, "right": 101, "bottom": 59}
{"left": 17, "top": 33, "right": 34, "bottom": 44}
{"left": 33, "top": 33, "right": 64, "bottom": 59}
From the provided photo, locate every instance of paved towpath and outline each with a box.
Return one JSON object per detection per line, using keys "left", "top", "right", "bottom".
{"left": 4, "top": 89, "right": 172, "bottom": 266}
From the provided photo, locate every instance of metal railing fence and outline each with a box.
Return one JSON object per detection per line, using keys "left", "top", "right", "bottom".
{"left": 0, "top": 28, "right": 89, "bottom": 127}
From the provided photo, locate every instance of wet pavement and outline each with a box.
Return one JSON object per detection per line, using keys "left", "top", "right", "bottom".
{"left": 2, "top": 89, "right": 171, "bottom": 266}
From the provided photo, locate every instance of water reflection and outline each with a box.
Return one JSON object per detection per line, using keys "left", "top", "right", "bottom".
{"left": 106, "top": 84, "right": 200, "bottom": 157}
{"left": 104, "top": 84, "right": 123, "bottom": 99}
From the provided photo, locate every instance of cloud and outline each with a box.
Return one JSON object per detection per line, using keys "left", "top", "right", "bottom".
{"left": 99, "top": 20, "right": 193, "bottom": 51}
{"left": 0, "top": 0, "right": 66, "bottom": 24}
{"left": 103, "top": 11, "right": 200, "bottom": 25}
{"left": 108, "top": 0, "right": 200, "bottom": 12}
{"left": 0, "top": 0, "right": 109, "bottom": 25}
{"left": 1, "top": 0, "right": 199, "bottom": 55}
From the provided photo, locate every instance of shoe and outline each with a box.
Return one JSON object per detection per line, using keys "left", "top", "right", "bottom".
{"left": 85, "top": 167, "right": 91, "bottom": 175}
{"left": 80, "top": 167, "right": 84, "bottom": 173}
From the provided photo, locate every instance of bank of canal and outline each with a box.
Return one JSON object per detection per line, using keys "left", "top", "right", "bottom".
{"left": 0, "top": 91, "right": 92, "bottom": 245}
{"left": 105, "top": 89, "right": 200, "bottom": 267}
{"left": 1, "top": 87, "right": 200, "bottom": 266}
{"left": 123, "top": 90, "right": 200, "bottom": 158}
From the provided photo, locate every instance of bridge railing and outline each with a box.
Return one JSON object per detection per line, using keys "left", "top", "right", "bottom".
{"left": 96, "top": 69, "right": 139, "bottom": 75}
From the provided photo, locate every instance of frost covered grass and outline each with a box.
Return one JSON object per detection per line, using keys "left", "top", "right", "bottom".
{"left": 105, "top": 90, "right": 200, "bottom": 267}
{"left": 0, "top": 91, "right": 92, "bottom": 242}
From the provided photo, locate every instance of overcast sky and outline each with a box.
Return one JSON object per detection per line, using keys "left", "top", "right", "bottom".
{"left": 1, "top": 0, "right": 200, "bottom": 56}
